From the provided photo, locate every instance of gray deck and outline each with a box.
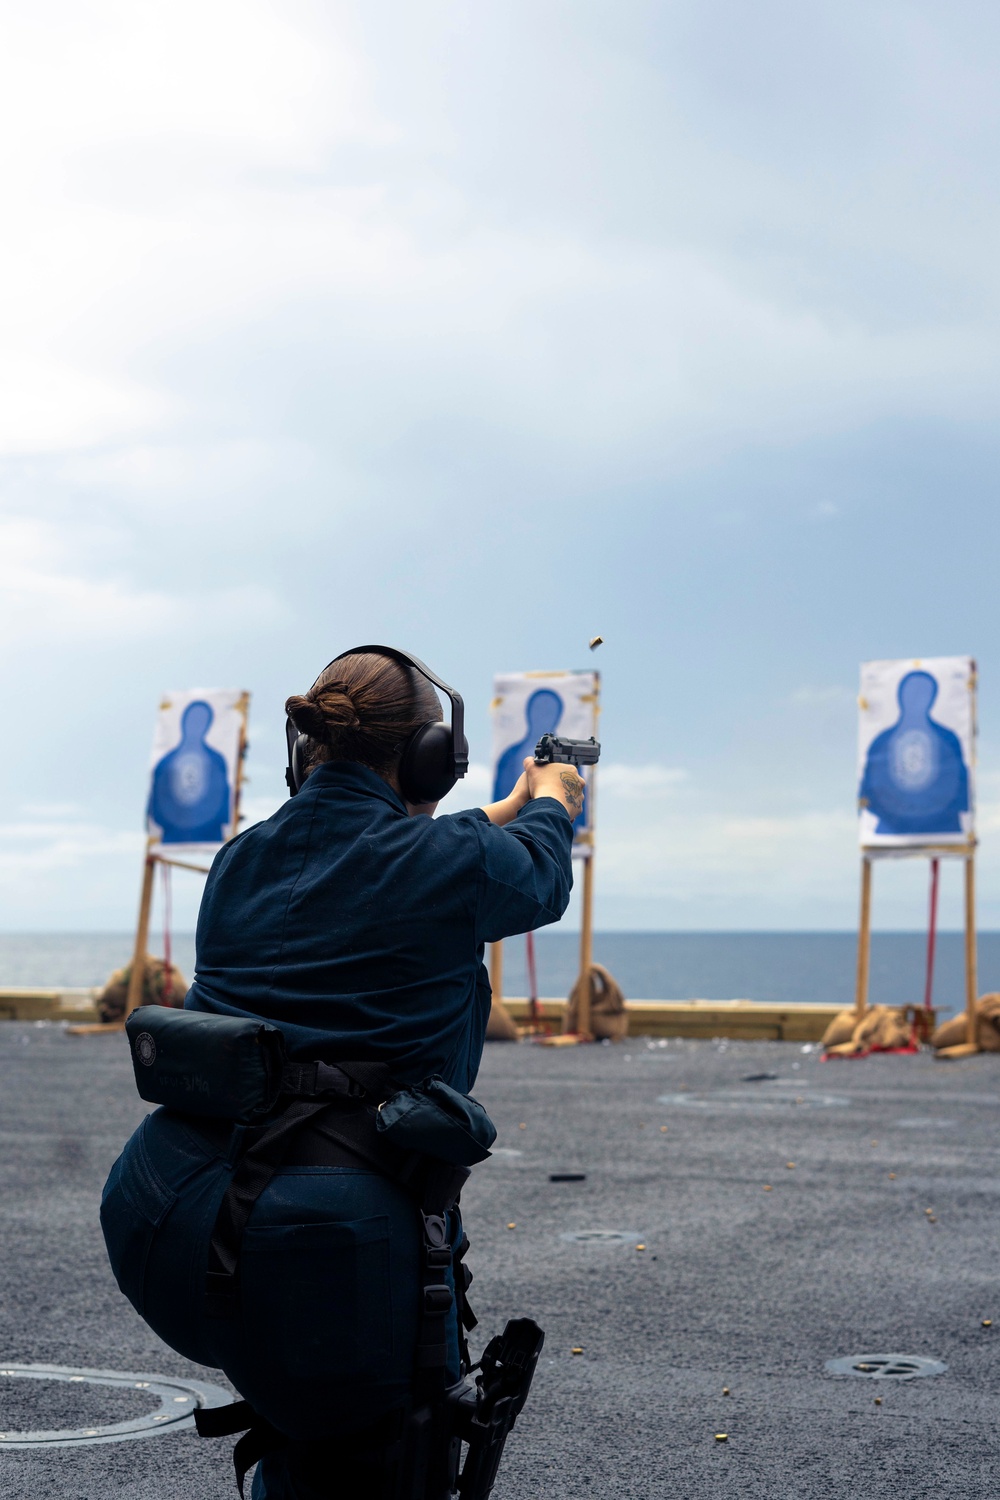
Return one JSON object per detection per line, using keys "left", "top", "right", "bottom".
{"left": 0, "top": 1023, "right": 997, "bottom": 1498}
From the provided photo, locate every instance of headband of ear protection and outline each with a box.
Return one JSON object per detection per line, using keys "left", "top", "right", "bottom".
{"left": 284, "top": 644, "right": 469, "bottom": 805}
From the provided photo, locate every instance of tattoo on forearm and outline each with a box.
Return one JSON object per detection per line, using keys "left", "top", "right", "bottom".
{"left": 559, "top": 771, "right": 584, "bottom": 814}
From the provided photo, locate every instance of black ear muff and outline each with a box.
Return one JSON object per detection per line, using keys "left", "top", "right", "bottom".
{"left": 397, "top": 721, "right": 458, "bottom": 804}
{"left": 284, "top": 721, "right": 311, "bottom": 796}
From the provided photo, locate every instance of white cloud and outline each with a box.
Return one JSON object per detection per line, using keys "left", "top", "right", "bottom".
{"left": 0, "top": 516, "right": 284, "bottom": 640}
{"left": 599, "top": 764, "right": 688, "bottom": 797}
{"left": 0, "top": 0, "right": 995, "bottom": 473}
{"left": 0, "top": 0, "right": 385, "bottom": 454}
{"left": 599, "top": 801, "right": 856, "bottom": 896}
{"left": 791, "top": 685, "right": 856, "bottom": 705}
{"left": 238, "top": 793, "right": 287, "bottom": 830}
{"left": 0, "top": 817, "right": 143, "bottom": 872}
{"left": 19, "top": 803, "right": 88, "bottom": 820}
{"left": 0, "top": 362, "right": 167, "bottom": 454}
{"left": 445, "top": 760, "right": 856, "bottom": 913}
{"left": 975, "top": 796, "right": 1000, "bottom": 835}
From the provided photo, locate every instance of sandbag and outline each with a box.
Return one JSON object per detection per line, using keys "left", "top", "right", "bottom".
{"left": 857, "top": 1005, "right": 912, "bottom": 1052}
{"left": 820, "top": 1009, "right": 858, "bottom": 1049}
{"left": 486, "top": 996, "right": 520, "bottom": 1041}
{"left": 825, "top": 1004, "right": 913, "bottom": 1057}
{"left": 98, "top": 956, "right": 188, "bottom": 1024}
{"left": 564, "top": 963, "right": 628, "bottom": 1041}
{"left": 978, "top": 993, "right": 1000, "bottom": 1051}
{"left": 931, "top": 1012, "right": 967, "bottom": 1050}
{"left": 932, "top": 993, "right": 1000, "bottom": 1052}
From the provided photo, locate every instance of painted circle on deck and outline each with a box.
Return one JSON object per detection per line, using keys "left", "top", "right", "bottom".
{"left": 0, "top": 1365, "right": 233, "bottom": 1448}
{"left": 657, "top": 1088, "right": 850, "bottom": 1111}
{"left": 895, "top": 1117, "right": 956, "bottom": 1129}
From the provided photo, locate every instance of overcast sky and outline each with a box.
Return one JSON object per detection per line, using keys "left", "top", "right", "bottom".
{"left": 2, "top": 0, "right": 999, "bottom": 933}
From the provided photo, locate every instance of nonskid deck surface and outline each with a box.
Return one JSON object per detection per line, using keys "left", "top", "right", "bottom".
{"left": 0, "top": 1024, "right": 997, "bottom": 1498}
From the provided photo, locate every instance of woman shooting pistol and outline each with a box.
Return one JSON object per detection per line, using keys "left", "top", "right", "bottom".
{"left": 101, "top": 646, "right": 580, "bottom": 1500}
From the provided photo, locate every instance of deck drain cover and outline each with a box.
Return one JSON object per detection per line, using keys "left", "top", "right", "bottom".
{"left": 825, "top": 1354, "right": 947, "bottom": 1380}
{"left": 658, "top": 1089, "right": 849, "bottom": 1112}
{"left": 0, "top": 1365, "right": 233, "bottom": 1447}
{"left": 560, "top": 1230, "right": 642, "bottom": 1245}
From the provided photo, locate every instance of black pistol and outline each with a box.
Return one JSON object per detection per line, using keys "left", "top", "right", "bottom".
{"left": 533, "top": 734, "right": 600, "bottom": 767}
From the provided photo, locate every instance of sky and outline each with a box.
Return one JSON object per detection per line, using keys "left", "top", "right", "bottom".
{"left": 1, "top": 0, "right": 999, "bottom": 934}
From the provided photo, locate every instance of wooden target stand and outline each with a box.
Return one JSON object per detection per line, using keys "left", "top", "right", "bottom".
{"left": 127, "top": 694, "right": 250, "bottom": 1012}
{"left": 854, "top": 839, "right": 979, "bottom": 1056}
{"left": 74, "top": 695, "right": 250, "bottom": 1034}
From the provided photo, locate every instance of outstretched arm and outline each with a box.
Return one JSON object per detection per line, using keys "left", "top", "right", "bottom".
{"left": 482, "top": 757, "right": 585, "bottom": 826}
{"left": 481, "top": 771, "right": 531, "bottom": 827}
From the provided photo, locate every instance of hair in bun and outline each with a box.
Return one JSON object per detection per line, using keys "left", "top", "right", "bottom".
{"left": 284, "top": 652, "right": 440, "bottom": 780}
{"left": 285, "top": 685, "right": 360, "bottom": 742}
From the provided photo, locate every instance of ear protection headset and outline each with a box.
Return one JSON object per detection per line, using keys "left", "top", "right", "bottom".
{"left": 284, "top": 644, "right": 469, "bottom": 804}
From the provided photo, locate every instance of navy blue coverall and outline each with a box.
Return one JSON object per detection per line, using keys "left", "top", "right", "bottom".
{"left": 101, "top": 762, "right": 573, "bottom": 1499}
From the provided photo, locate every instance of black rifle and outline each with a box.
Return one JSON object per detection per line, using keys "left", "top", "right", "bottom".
{"left": 533, "top": 734, "right": 601, "bottom": 767}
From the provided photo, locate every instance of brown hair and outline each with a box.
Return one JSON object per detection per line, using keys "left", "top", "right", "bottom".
{"left": 285, "top": 651, "right": 442, "bottom": 780}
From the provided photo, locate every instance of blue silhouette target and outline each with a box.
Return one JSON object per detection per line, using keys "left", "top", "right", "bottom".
{"left": 146, "top": 691, "right": 246, "bottom": 847}
{"left": 491, "top": 671, "right": 598, "bottom": 845}
{"left": 492, "top": 690, "right": 564, "bottom": 801}
{"left": 857, "top": 658, "right": 974, "bottom": 846}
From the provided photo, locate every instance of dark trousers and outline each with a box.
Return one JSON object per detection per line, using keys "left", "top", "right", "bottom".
{"left": 101, "top": 1108, "right": 460, "bottom": 1499}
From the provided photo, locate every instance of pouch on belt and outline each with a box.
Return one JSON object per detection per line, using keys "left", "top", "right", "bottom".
{"left": 125, "top": 1008, "right": 285, "bottom": 1123}
{"left": 376, "top": 1077, "right": 496, "bottom": 1165}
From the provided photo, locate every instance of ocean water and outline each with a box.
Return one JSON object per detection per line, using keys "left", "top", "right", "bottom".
{"left": 502, "top": 932, "right": 1000, "bottom": 1018}
{"left": 0, "top": 931, "right": 997, "bottom": 1019}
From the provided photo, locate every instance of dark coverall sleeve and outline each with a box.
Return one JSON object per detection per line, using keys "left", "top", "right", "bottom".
{"left": 469, "top": 798, "right": 575, "bottom": 944}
